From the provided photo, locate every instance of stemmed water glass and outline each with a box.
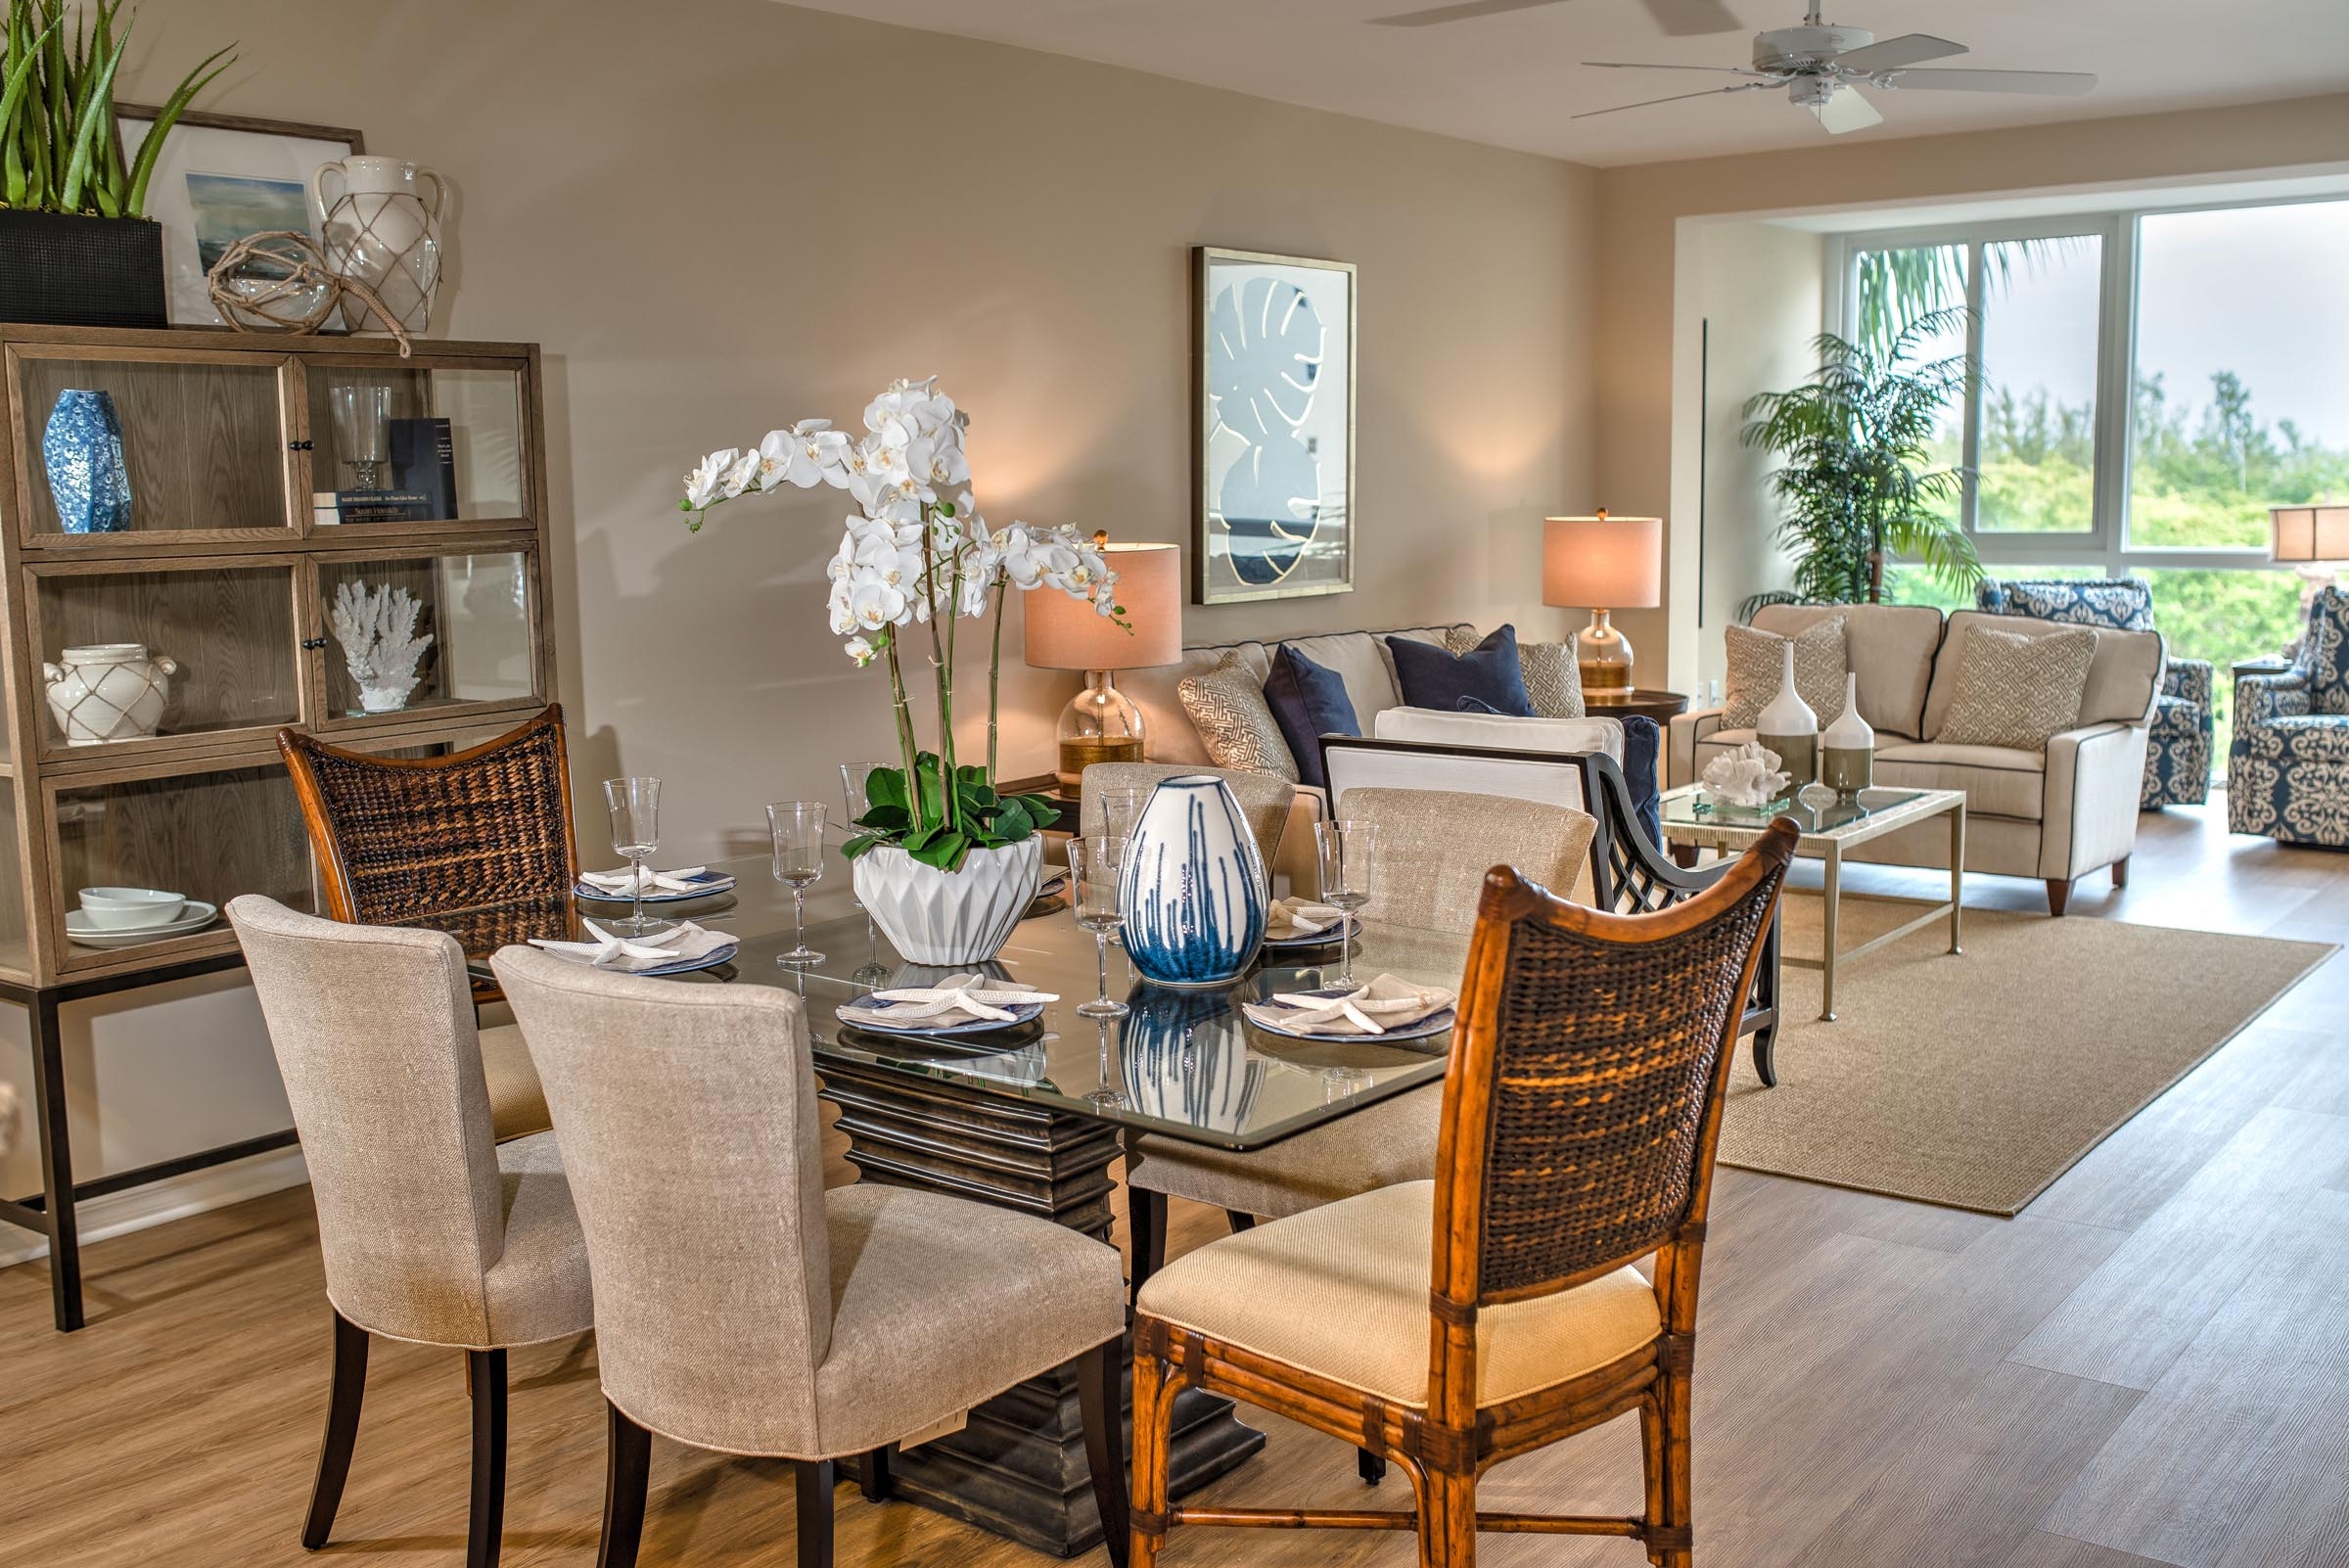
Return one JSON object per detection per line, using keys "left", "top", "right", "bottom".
{"left": 768, "top": 801, "right": 827, "bottom": 966}
{"left": 602, "top": 777, "right": 674, "bottom": 937}
{"left": 1097, "top": 786, "right": 1146, "bottom": 844}
{"left": 1069, "top": 837, "right": 1129, "bottom": 1019}
{"left": 841, "top": 762, "right": 882, "bottom": 907}
{"left": 1313, "top": 818, "right": 1377, "bottom": 990}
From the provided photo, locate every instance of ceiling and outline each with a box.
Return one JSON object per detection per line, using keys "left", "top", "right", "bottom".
{"left": 780, "top": 0, "right": 2349, "bottom": 167}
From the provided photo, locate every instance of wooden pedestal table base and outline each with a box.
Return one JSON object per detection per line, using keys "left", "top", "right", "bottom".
{"left": 814, "top": 1058, "right": 1266, "bottom": 1557}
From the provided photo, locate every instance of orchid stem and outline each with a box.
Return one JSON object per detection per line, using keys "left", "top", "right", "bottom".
{"left": 884, "top": 637, "right": 923, "bottom": 832}
{"left": 987, "top": 579, "right": 1006, "bottom": 784}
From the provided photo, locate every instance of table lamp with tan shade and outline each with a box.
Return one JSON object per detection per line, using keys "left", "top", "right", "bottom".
{"left": 1024, "top": 538, "right": 1182, "bottom": 786}
{"left": 1543, "top": 510, "right": 1664, "bottom": 694}
{"left": 2271, "top": 503, "right": 2349, "bottom": 631}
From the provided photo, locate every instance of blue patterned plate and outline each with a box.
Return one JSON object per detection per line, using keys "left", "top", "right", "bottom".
{"left": 836, "top": 997, "right": 1047, "bottom": 1038}
{"left": 1245, "top": 987, "right": 1455, "bottom": 1044}
{"left": 575, "top": 870, "right": 737, "bottom": 904}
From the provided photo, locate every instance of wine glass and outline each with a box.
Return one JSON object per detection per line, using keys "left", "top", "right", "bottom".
{"left": 1313, "top": 819, "right": 1377, "bottom": 991}
{"left": 841, "top": 761, "right": 883, "bottom": 911}
{"left": 1070, "top": 837, "right": 1129, "bottom": 1019}
{"left": 768, "top": 801, "right": 827, "bottom": 966}
{"left": 1097, "top": 786, "right": 1146, "bottom": 844}
{"left": 602, "top": 777, "right": 673, "bottom": 938}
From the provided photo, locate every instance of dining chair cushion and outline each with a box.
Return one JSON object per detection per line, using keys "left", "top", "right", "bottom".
{"left": 809, "top": 1183, "right": 1127, "bottom": 1456}
{"left": 1126, "top": 1086, "right": 1438, "bottom": 1219}
{"left": 480, "top": 1130, "right": 596, "bottom": 1347}
{"left": 1330, "top": 787, "right": 1595, "bottom": 933}
{"left": 478, "top": 1023, "right": 553, "bottom": 1142}
{"left": 1136, "top": 1180, "right": 1658, "bottom": 1409}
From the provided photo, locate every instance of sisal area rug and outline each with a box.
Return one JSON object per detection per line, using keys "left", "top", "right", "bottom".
{"left": 1717, "top": 896, "right": 2333, "bottom": 1215}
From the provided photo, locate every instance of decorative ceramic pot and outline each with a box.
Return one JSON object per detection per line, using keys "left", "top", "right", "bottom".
{"left": 851, "top": 836, "right": 1042, "bottom": 966}
{"left": 44, "top": 643, "right": 176, "bottom": 745}
{"left": 1819, "top": 671, "right": 1875, "bottom": 801}
{"left": 42, "top": 389, "right": 133, "bottom": 533}
{"left": 315, "top": 155, "right": 446, "bottom": 335}
{"left": 1756, "top": 640, "right": 1819, "bottom": 788}
{"left": 1119, "top": 775, "right": 1267, "bottom": 989}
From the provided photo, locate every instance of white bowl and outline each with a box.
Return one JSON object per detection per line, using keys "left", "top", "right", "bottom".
{"left": 78, "top": 887, "right": 188, "bottom": 930}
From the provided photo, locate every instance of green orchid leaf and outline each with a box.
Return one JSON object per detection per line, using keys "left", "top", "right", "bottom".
{"left": 841, "top": 832, "right": 892, "bottom": 860}
{"left": 910, "top": 830, "right": 969, "bottom": 871}
{"left": 863, "top": 767, "right": 909, "bottom": 811}
{"left": 990, "top": 798, "right": 1034, "bottom": 840}
{"left": 854, "top": 803, "right": 910, "bottom": 833}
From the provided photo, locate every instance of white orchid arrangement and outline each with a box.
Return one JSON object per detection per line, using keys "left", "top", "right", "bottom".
{"left": 680, "top": 377, "right": 1125, "bottom": 871}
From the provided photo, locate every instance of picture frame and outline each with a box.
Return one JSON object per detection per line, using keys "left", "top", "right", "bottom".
{"left": 117, "top": 106, "right": 366, "bottom": 328}
{"left": 1192, "top": 246, "right": 1357, "bottom": 605}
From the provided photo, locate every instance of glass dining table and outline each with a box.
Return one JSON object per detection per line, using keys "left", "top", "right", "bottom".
{"left": 411, "top": 849, "right": 1468, "bottom": 1557}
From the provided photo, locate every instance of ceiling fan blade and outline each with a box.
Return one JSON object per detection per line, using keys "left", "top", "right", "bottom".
{"left": 1585, "top": 60, "right": 1775, "bottom": 74}
{"left": 1831, "top": 32, "right": 1967, "bottom": 70}
{"left": 1370, "top": 0, "right": 1570, "bottom": 26}
{"left": 1884, "top": 68, "right": 2097, "bottom": 95}
{"left": 1813, "top": 86, "right": 1884, "bottom": 134}
{"left": 1641, "top": 0, "right": 1743, "bottom": 36}
{"left": 1572, "top": 81, "right": 1771, "bottom": 118}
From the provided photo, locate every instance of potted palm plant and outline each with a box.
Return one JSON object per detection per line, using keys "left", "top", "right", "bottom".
{"left": 0, "top": 0, "right": 233, "bottom": 328}
{"left": 679, "top": 377, "right": 1126, "bottom": 965}
{"left": 1740, "top": 307, "right": 1983, "bottom": 610}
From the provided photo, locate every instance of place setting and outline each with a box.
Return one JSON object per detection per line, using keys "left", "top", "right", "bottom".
{"left": 66, "top": 886, "right": 221, "bottom": 948}
{"left": 834, "top": 972, "right": 1057, "bottom": 1039}
{"left": 525, "top": 916, "right": 740, "bottom": 977}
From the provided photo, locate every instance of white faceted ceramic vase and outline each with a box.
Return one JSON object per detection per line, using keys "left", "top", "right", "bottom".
{"left": 852, "top": 836, "right": 1043, "bottom": 967}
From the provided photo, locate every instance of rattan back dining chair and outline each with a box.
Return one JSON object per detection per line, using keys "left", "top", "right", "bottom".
{"left": 279, "top": 705, "right": 577, "bottom": 1140}
{"left": 1128, "top": 817, "right": 1797, "bottom": 1568}
{"left": 489, "top": 945, "right": 1133, "bottom": 1568}
{"left": 227, "top": 896, "right": 594, "bottom": 1568}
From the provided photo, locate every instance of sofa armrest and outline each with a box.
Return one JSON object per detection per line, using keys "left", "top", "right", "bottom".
{"left": 2041, "top": 720, "right": 2149, "bottom": 882}
{"left": 2161, "top": 657, "right": 2213, "bottom": 713}
{"left": 2235, "top": 668, "right": 2311, "bottom": 729}
{"left": 1668, "top": 708, "right": 1727, "bottom": 789}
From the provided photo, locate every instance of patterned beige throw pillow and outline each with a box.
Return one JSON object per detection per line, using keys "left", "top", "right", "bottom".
{"left": 1935, "top": 623, "right": 2096, "bottom": 752}
{"left": 1516, "top": 640, "right": 1586, "bottom": 718}
{"left": 1178, "top": 652, "right": 1301, "bottom": 782}
{"left": 1722, "top": 618, "right": 1848, "bottom": 730}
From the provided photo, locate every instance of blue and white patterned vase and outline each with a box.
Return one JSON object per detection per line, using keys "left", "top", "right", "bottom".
{"left": 42, "top": 390, "right": 133, "bottom": 533}
{"left": 1118, "top": 774, "right": 1267, "bottom": 989}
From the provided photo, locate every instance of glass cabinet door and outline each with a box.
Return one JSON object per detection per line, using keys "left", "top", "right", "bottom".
{"left": 305, "top": 361, "right": 529, "bottom": 526}
{"left": 31, "top": 563, "right": 302, "bottom": 754}
{"left": 314, "top": 548, "right": 539, "bottom": 722}
{"left": 11, "top": 348, "right": 297, "bottom": 539}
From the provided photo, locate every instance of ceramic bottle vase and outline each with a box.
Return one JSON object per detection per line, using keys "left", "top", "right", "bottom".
{"left": 315, "top": 156, "right": 446, "bottom": 336}
{"left": 1119, "top": 775, "right": 1268, "bottom": 989}
{"left": 1820, "top": 672, "right": 1875, "bottom": 801}
{"left": 1756, "top": 640, "right": 1819, "bottom": 788}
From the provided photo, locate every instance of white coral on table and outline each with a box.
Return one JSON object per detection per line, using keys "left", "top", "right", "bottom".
{"left": 329, "top": 579, "right": 435, "bottom": 714}
{"left": 1700, "top": 741, "right": 1791, "bottom": 808}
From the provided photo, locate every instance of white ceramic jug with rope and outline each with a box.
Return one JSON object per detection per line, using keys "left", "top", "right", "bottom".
{"left": 314, "top": 155, "right": 446, "bottom": 335}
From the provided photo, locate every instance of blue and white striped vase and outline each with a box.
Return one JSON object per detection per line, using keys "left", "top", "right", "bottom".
{"left": 1118, "top": 775, "right": 1267, "bottom": 989}
{"left": 42, "top": 389, "right": 133, "bottom": 533}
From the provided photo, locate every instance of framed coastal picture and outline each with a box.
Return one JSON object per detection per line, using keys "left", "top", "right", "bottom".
{"left": 1192, "top": 247, "right": 1356, "bottom": 605}
{"left": 117, "top": 107, "right": 365, "bottom": 327}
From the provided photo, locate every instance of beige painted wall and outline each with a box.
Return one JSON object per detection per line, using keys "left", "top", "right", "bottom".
{"left": 1596, "top": 89, "right": 2349, "bottom": 689}
{"left": 1, "top": 0, "right": 1597, "bottom": 1226}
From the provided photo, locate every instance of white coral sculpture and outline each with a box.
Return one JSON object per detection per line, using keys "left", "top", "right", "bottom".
{"left": 1699, "top": 740, "right": 1791, "bottom": 808}
{"left": 329, "top": 579, "right": 435, "bottom": 713}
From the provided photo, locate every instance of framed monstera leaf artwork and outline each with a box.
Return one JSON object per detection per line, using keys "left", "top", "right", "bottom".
{"left": 1192, "top": 247, "right": 1356, "bottom": 604}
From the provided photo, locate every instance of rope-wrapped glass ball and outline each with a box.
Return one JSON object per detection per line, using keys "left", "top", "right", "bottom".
{"left": 204, "top": 230, "right": 413, "bottom": 355}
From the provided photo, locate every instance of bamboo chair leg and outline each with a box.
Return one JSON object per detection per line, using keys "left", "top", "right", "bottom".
{"left": 1129, "top": 1343, "right": 1174, "bottom": 1568}
{"left": 1661, "top": 1372, "right": 1694, "bottom": 1568}
{"left": 1639, "top": 1392, "right": 1669, "bottom": 1567}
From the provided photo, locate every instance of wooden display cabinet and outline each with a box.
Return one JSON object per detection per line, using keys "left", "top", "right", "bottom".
{"left": 0, "top": 325, "right": 556, "bottom": 989}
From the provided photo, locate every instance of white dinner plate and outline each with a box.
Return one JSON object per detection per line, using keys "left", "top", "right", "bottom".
{"left": 574, "top": 871, "right": 737, "bottom": 904}
{"left": 67, "top": 900, "right": 221, "bottom": 947}
{"left": 1245, "top": 987, "right": 1456, "bottom": 1044}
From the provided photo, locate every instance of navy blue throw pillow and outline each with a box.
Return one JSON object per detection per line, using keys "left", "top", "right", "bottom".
{"left": 1619, "top": 715, "right": 1663, "bottom": 846}
{"left": 1455, "top": 694, "right": 1505, "bottom": 715}
{"left": 1263, "top": 644, "right": 1361, "bottom": 791}
{"left": 1388, "top": 626, "right": 1535, "bottom": 717}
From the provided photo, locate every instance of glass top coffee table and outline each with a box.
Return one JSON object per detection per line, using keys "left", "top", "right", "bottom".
{"left": 1659, "top": 784, "right": 1965, "bottom": 1022}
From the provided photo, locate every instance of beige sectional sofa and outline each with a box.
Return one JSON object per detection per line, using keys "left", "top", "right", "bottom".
{"left": 1669, "top": 604, "right": 2165, "bottom": 915}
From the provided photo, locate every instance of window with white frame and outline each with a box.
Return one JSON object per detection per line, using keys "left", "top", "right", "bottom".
{"left": 1833, "top": 197, "right": 2349, "bottom": 760}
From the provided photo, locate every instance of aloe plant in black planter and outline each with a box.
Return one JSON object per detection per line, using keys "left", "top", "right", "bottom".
{"left": 0, "top": 0, "right": 233, "bottom": 328}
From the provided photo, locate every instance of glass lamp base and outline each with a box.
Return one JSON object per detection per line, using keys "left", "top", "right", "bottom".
{"left": 1577, "top": 608, "right": 1635, "bottom": 692}
{"left": 1056, "top": 669, "right": 1147, "bottom": 787}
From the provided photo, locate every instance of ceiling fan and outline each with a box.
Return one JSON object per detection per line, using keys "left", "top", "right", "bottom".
{"left": 1576, "top": 3, "right": 2096, "bottom": 134}
{"left": 1372, "top": 0, "right": 1744, "bottom": 38}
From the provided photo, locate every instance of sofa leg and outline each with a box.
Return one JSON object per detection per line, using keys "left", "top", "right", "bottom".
{"left": 2046, "top": 878, "right": 2073, "bottom": 917}
{"left": 2111, "top": 856, "right": 2130, "bottom": 890}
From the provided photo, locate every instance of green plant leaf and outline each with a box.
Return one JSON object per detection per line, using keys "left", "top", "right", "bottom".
{"left": 841, "top": 831, "right": 892, "bottom": 860}
{"left": 854, "top": 803, "right": 909, "bottom": 833}
{"left": 990, "top": 797, "right": 1034, "bottom": 840}
{"left": 122, "top": 44, "right": 232, "bottom": 218}
{"left": 58, "top": 25, "right": 125, "bottom": 211}
{"left": 863, "top": 767, "right": 908, "bottom": 811}
{"left": 909, "top": 830, "right": 969, "bottom": 871}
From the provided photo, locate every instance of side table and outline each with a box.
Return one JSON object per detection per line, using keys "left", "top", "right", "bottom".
{"left": 1585, "top": 688, "right": 1689, "bottom": 727}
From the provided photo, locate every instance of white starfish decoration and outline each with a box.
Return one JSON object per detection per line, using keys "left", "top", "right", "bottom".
{"left": 861, "top": 973, "right": 1059, "bottom": 1021}
{"left": 1248, "top": 975, "right": 1457, "bottom": 1037}
{"left": 530, "top": 918, "right": 699, "bottom": 969}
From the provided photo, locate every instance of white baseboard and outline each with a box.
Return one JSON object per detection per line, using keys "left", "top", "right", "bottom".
{"left": 0, "top": 1145, "right": 309, "bottom": 1268}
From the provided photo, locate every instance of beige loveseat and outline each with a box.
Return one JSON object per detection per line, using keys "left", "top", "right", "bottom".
{"left": 1669, "top": 604, "right": 2164, "bottom": 915}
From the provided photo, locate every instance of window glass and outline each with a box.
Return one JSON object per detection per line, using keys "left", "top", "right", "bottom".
{"left": 1976, "top": 236, "right": 2101, "bottom": 532}
{"left": 2132, "top": 202, "right": 2349, "bottom": 548}
{"left": 1852, "top": 244, "right": 1968, "bottom": 535}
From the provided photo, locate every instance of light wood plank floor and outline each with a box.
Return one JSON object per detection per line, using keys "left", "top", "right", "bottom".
{"left": 6, "top": 797, "right": 2348, "bottom": 1568}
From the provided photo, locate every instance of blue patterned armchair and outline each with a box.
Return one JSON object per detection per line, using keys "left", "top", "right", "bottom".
{"left": 1976, "top": 577, "right": 2212, "bottom": 808}
{"left": 2230, "top": 586, "right": 2349, "bottom": 847}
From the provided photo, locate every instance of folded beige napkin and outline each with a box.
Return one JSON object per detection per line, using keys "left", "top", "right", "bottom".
{"left": 837, "top": 974, "right": 1060, "bottom": 1031}
{"left": 1266, "top": 898, "right": 1346, "bottom": 940}
{"left": 1243, "top": 974, "right": 1456, "bottom": 1037}
{"left": 578, "top": 864, "right": 733, "bottom": 895}
{"left": 528, "top": 919, "right": 734, "bottom": 972}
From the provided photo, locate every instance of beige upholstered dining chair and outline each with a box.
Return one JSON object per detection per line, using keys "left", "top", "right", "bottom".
{"left": 1129, "top": 822, "right": 1797, "bottom": 1568}
{"left": 489, "top": 946, "right": 1133, "bottom": 1568}
{"left": 228, "top": 896, "right": 593, "bottom": 1568}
